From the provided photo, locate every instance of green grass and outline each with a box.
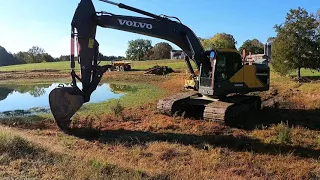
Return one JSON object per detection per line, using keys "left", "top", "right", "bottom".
{"left": 78, "top": 82, "right": 165, "bottom": 116}
{"left": 289, "top": 68, "right": 320, "bottom": 77}
{"left": 0, "top": 61, "right": 86, "bottom": 72}
{"left": 0, "top": 59, "right": 188, "bottom": 72}
{"left": 273, "top": 122, "right": 293, "bottom": 144}
{"left": 0, "top": 131, "right": 55, "bottom": 161}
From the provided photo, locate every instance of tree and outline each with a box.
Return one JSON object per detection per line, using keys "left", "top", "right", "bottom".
{"left": 0, "top": 46, "right": 24, "bottom": 66}
{"left": 271, "top": 7, "right": 319, "bottom": 78}
{"left": 201, "top": 33, "right": 237, "bottom": 50}
{"left": 57, "top": 55, "right": 70, "bottom": 61}
{"left": 14, "top": 46, "right": 55, "bottom": 63}
{"left": 149, "top": 42, "right": 172, "bottom": 60}
{"left": 125, "top": 39, "right": 152, "bottom": 61}
{"left": 14, "top": 51, "right": 29, "bottom": 63}
{"left": 42, "top": 53, "right": 55, "bottom": 62}
{"left": 27, "top": 46, "right": 45, "bottom": 63}
{"left": 267, "top": 37, "right": 276, "bottom": 43}
{"left": 239, "top": 39, "right": 264, "bottom": 55}
{"left": 98, "top": 52, "right": 125, "bottom": 61}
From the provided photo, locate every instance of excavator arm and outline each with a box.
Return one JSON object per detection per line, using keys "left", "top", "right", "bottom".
{"left": 49, "top": 0, "right": 210, "bottom": 131}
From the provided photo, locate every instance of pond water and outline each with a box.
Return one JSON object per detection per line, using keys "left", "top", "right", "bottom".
{"left": 0, "top": 83, "right": 136, "bottom": 114}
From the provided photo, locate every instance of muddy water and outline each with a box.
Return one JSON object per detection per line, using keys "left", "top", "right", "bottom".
{"left": 0, "top": 83, "right": 135, "bottom": 114}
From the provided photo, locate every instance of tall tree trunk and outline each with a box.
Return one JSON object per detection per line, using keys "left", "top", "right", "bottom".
{"left": 298, "top": 67, "right": 301, "bottom": 78}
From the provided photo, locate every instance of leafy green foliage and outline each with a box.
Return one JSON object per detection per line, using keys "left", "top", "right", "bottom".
{"left": 201, "top": 33, "right": 237, "bottom": 50}
{"left": 148, "top": 42, "right": 172, "bottom": 60}
{"left": 98, "top": 52, "right": 125, "bottom": 61}
{"left": 126, "top": 39, "right": 152, "bottom": 61}
{"left": 239, "top": 39, "right": 264, "bottom": 55}
{"left": 13, "top": 46, "right": 55, "bottom": 64}
{"left": 0, "top": 46, "right": 24, "bottom": 66}
{"left": 271, "top": 7, "right": 320, "bottom": 77}
{"left": 267, "top": 37, "right": 276, "bottom": 43}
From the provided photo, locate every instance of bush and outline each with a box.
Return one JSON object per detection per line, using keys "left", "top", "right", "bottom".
{"left": 111, "top": 101, "right": 124, "bottom": 118}
{"left": 274, "top": 122, "right": 293, "bottom": 144}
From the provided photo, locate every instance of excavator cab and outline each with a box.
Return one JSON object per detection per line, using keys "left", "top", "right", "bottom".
{"left": 198, "top": 49, "right": 269, "bottom": 97}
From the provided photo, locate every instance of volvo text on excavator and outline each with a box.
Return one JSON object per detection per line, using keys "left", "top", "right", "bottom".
{"left": 49, "top": 0, "right": 270, "bottom": 131}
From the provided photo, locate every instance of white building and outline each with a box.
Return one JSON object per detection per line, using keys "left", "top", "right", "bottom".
{"left": 170, "top": 50, "right": 185, "bottom": 59}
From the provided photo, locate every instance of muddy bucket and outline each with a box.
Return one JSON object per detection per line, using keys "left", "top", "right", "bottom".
{"left": 49, "top": 87, "right": 84, "bottom": 131}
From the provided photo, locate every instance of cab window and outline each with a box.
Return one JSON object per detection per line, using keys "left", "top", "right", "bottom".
{"left": 215, "top": 53, "right": 229, "bottom": 82}
{"left": 215, "top": 52, "right": 242, "bottom": 82}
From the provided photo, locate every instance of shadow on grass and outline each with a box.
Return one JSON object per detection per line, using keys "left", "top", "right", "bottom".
{"left": 236, "top": 107, "right": 320, "bottom": 131}
{"left": 68, "top": 126, "right": 320, "bottom": 159}
{"left": 126, "top": 69, "right": 142, "bottom": 72}
{"left": 302, "top": 75, "right": 320, "bottom": 81}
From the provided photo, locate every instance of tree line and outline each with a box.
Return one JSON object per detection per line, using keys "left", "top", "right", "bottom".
{"left": 125, "top": 34, "right": 266, "bottom": 61}
{"left": 0, "top": 46, "right": 56, "bottom": 66}
{"left": 0, "top": 46, "right": 125, "bottom": 66}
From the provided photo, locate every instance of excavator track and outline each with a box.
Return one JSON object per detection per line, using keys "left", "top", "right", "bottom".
{"left": 203, "top": 96, "right": 261, "bottom": 125}
{"left": 157, "top": 92, "right": 198, "bottom": 116}
{"left": 157, "top": 93, "right": 261, "bottom": 126}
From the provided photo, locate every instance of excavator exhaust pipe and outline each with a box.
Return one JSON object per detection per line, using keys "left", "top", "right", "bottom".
{"left": 49, "top": 87, "right": 84, "bottom": 131}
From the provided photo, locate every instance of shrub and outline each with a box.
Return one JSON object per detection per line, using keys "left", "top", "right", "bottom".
{"left": 111, "top": 101, "right": 125, "bottom": 118}
{"left": 274, "top": 122, "right": 293, "bottom": 144}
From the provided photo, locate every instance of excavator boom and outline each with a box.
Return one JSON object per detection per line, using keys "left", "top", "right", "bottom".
{"left": 50, "top": 0, "right": 270, "bottom": 131}
{"left": 49, "top": 0, "right": 209, "bottom": 130}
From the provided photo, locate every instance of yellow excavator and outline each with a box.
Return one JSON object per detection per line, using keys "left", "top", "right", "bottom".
{"left": 49, "top": 0, "right": 270, "bottom": 131}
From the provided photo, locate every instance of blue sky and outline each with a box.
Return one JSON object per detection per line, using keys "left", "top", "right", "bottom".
{"left": 0, "top": 0, "right": 319, "bottom": 57}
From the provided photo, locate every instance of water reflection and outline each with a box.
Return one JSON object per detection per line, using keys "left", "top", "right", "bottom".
{"left": 0, "top": 83, "right": 129, "bottom": 112}
{"left": 109, "top": 84, "right": 138, "bottom": 94}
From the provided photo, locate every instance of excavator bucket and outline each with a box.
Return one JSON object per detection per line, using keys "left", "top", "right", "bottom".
{"left": 49, "top": 87, "right": 84, "bottom": 131}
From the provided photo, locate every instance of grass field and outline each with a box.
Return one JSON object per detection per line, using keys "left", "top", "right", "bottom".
{"left": 1, "top": 60, "right": 319, "bottom": 78}
{"left": 0, "top": 59, "right": 187, "bottom": 72}
{"left": 289, "top": 68, "right": 320, "bottom": 77}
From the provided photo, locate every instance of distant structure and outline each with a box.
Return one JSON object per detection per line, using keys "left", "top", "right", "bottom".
{"left": 244, "top": 43, "right": 272, "bottom": 65}
{"left": 170, "top": 50, "right": 185, "bottom": 59}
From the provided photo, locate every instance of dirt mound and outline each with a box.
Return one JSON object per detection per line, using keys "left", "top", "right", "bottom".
{"left": 144, "top": 65, "right": 174, "bottom": 75}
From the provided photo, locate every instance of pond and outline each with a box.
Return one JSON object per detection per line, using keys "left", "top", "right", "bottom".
{"left": 0, "top": 83, "right": 137, "bottom": 115}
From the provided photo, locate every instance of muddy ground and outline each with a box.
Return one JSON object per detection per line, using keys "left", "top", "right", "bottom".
{"left": 0, "top": 71, "right": 319, "bottom": 180}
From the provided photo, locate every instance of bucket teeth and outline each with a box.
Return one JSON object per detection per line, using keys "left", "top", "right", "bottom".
{"left": 49, "top": 87, "right": 84, "bottom": 131}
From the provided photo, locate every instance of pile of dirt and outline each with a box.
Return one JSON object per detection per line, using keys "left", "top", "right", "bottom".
{"left": 144, "top": 65, "right": 174, "bottom": 75}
